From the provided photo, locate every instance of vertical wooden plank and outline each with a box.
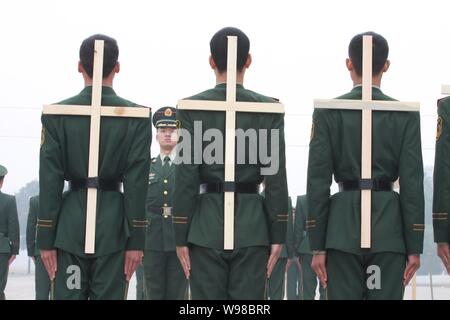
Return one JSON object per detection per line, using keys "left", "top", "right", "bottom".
{"left": 224, "top": 110, "right": 236, "bottom": 250}
{"left": 223, "top": 36, "right": 238, "bottom": 250}
{"left": 226, "top": 36, "right": 238, "bottom": 103}
{"left": 361, "top": 35, "right": 373, "bottom": 248}
{"left": 84, "top": 40, "right": 104, "bottom": 254}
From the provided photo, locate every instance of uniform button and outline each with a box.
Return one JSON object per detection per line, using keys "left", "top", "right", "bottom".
{"left": 164, "top": 179, "right": 168, "bottom": 184}
{"left": 164, "top": 191, "right": 168, "bottom": 195}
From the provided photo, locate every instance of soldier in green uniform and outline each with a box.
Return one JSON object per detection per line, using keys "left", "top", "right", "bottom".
{"left": 26, "top": 195, "right": 51, "bottom": 300}
{"left": 173, "top": 27, "right": 289, "bottom": 300}
{"left": 433, "top": 96, "right": 450, "bottom": 276}
{"left": 0, "top": 165, "right": 20, "bottom": 300}
{"left": 307, "top": 32, "right": 424, "bottom": 300}
{"left": 294, "top": 195, "right": 325, "bottom": 300}
{"left": 267, "top": 196, "right": 294, "bottom": 300}
{"left": 38, "top": 34, "right": 151, "bottom": 300}
{"left": 143, "top": 107, "right": 188, "bottom": 300}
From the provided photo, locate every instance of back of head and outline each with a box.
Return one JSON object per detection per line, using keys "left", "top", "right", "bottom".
{"left": 210, "top": 27, "right": 250, "bottom": 73}
{"left": 348, "top": 31, "right": 389, "bottom": 76}
{"left": 79, "top": 34, "right": 119, "bottom": 79}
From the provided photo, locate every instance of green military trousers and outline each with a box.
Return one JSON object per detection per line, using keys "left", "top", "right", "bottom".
{"left": 135, "top": 264, "right": 145, "bottom": 300}
{"left": 35, "top": 255, "right": 51, "bottom": 300}
{"left": 267, "top": 257, "right": 287, "bottom": 300}
{"left": 190, "top": 245, "right": 269, "bottom": 300}
{"left": 54, "top": 249, "right": 127, "bottom": 300}
{"left": 299, "top": 254, "right": 326, "bottom": 300}
{"left": 327, "top": 249, "right": 406, "bottom": 300}
{"left": 286, "top": 260, "right": 300, "bottom": 300}
{"left": 143, "top": 250, "right": 187, "bottom": 300}
{"left": 0, "top": 253, "right": 9, "bottom": 300}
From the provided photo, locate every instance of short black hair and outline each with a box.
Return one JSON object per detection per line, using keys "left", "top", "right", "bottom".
{"left": 348, "top": 31, "right": 389, "bottom": 76}
{"left": 210, "top": 27, "right": 250, "bottom": 73}
{"left": 79, "top": 34, "right": 119, "bottom": 79}
{"left": 0, "top": 176, "right": 4, "bottom": 183}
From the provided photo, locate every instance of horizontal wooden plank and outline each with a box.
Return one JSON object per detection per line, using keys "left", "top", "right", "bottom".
{"left": 43, "top": 105, "right": 92, "bottom": 116}
{"left": 235, "top": 102, "right": 284, "bottom": 113}
{"left": 178, "top": 99, "right": 284, "bottom": 113}
{"left": 442, "top": 85, "right": 450, "bottom": 95}
{"left": 43, "top": 105, "right": 150, "bottom": 118}
{"left": 314, "top": 99, "right": 420, "bottom": 112}
{"left": 100, "top": 106, "right": 150, "bottom": 118}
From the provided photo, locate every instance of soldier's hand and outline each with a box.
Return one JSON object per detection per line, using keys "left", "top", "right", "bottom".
{"left": 124, "top": 250, "right": 143, "bottom": 281}
{"left": 296, "top": 257, "right": 301, "bottom": 269}
{"left": 267, "top": 244, "right": 282, "bottom": 278}
{"left": 285, "top": 259, "right": 292, "bottom": 272}
{"left": 176, "top": 246, "right": 191, "bottom": 279}
{"left": 311, "top": 253, "right": 327, "bottom": 288}
{"left": 403, "top": 254, "right": 420, "bottom": 286}
{"left": 437, "top": 243, "right": 450, "bottom": 275}
{"left": 8, "top": 255, "right": 16, "bottom": 266}
{"left": 40, "top": 250, "right": 57, "bottom": 280}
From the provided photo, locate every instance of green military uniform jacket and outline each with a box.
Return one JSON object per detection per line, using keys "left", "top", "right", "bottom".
{"left": 174, "top": 84, "right": 289, "bottom": 249}
{"left": 294, "top": 195, "right": 312, "bottom": 255}
{"left": 0, "top": 191, "right": 19, "bottom": 254}
{"left": 145, "top": 156, "right": 176, "bottom": 251}
{"left": 26, "top": 196, "right": 40, "bottom": 257}
{"left": 280, "top": 197, "right": 294, "bottom": 258}
{"left": 433, "top": 97, "right": 450, "bottom": 243}
{"left": 38, "top": 86, "right": 152, "bottom": 257}
{"left": 307, "top": 86, "right": 425, "bottom": 255}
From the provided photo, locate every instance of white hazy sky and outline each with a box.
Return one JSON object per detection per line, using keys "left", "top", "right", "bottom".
{"left": 0, "top": 0, "right": 447, "bottom": 196}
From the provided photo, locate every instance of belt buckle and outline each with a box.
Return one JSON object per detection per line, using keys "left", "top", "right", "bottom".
{"left": 163, "top": 207, "right": 172, "bottom": 218}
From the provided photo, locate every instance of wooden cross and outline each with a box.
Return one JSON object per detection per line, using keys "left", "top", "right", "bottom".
{"left": 313, "top": 35, "right": 420, "bottom": 248}
{"left": 43, "top": 40, "right": 150, "bottom": 254}
{"left": 442, "top": 84, "right": 450, "bottom": 95}
{"left": 177, "top": 36, "right": 284, "bottom": 250}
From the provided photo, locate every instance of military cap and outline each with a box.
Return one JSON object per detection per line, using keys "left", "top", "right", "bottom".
{"left": 0, "top": 165, "right": 7, "bottom": 177}
{"left": 152, "top": 107, "right": 177, "bottom": 129}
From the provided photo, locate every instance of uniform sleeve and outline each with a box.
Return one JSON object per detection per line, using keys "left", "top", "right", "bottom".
{"left": 8, "top": 196, "right": 20, "bottom": 255}
{"left": 293, "top": 196, "right": 305, "bottom": 255}
{"left": 285, "top": 198, "right": 295, "bottom": 259}
{"left": 306, "top": 110, "right": 333, "bottom": 251}
{"left": 173, "top": 109, "right": 200, "bottom": 246}
{"left": 26, "top": 198, "right": 37, "bottom": 257}
{"left": 399, "top": 112, "right": 425, "bottom": 254}
{"left": 38, "top": 116, "right": 64, "bottom": 250}
{"left": 433, "top": 102, "right": 450, "bottom": 244}
{"left": 263, "top": 113, "right": 289, "bottom": 244}
{"left": 123, "top": 116, "right": 152, "bottom": 250}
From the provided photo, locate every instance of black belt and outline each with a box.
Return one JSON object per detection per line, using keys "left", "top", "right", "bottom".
{"left": 68, "top": 178, "right": 122, "bottom": 192}
{"left": 148, "top": 206, "right": 173, "bottom": 217}
{"left": 199, "top": 182, "right": 260, "bottom": 194}
{"left": 338, "top": 179, "right": 393, "bottom": 192}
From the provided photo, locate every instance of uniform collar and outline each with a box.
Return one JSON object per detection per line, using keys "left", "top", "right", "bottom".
{"left": 351, "top": 85, "right": 383, "bottom": 95}
{"left": 215, "top": 83, "right": 245, "bottom": 90}
{"left": 79, "top": 86, "right": 117, "bottom": 96}
{"left": 159, "top": 149, "right": 176, "bottom": 165}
